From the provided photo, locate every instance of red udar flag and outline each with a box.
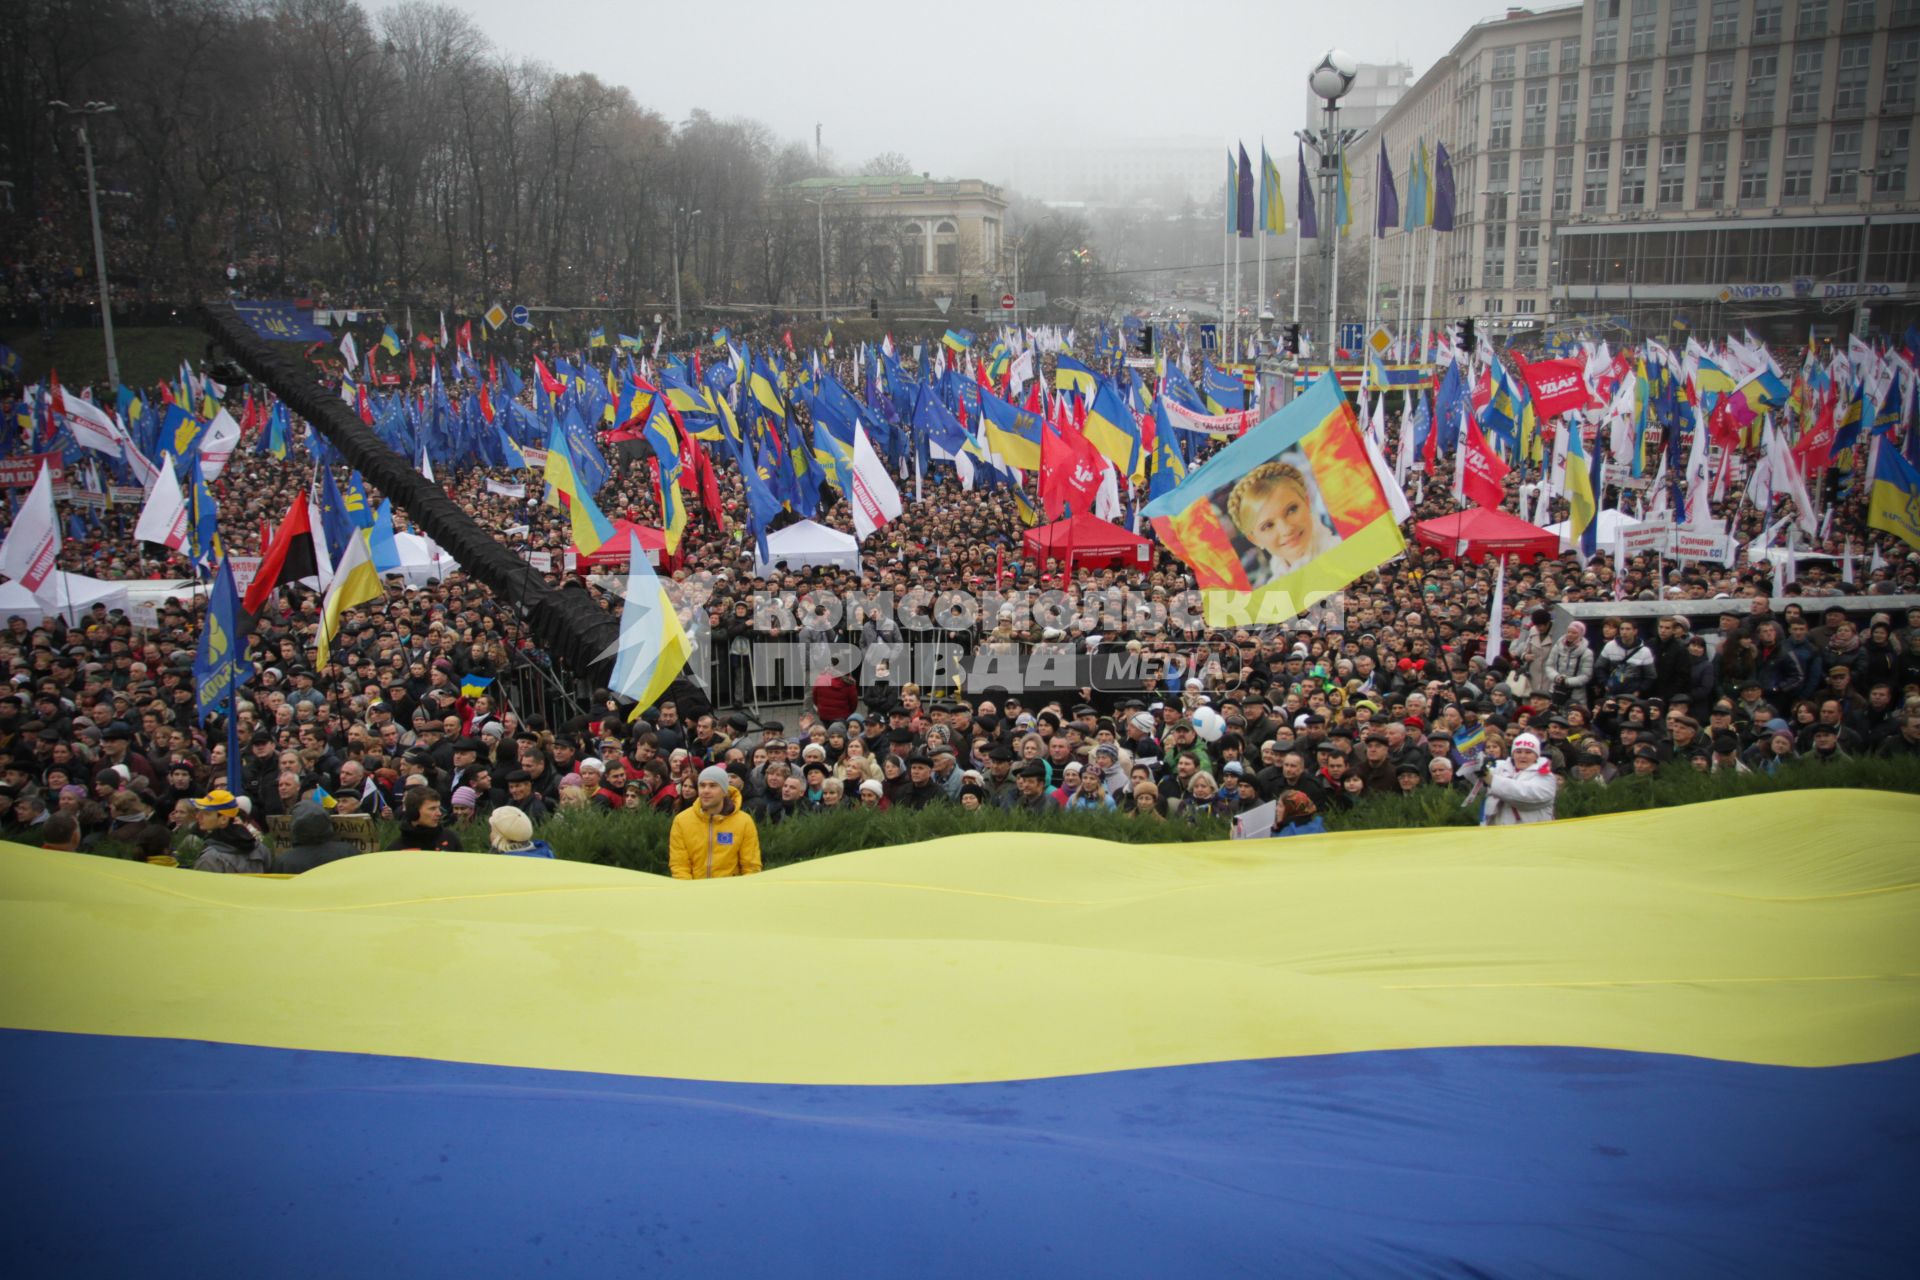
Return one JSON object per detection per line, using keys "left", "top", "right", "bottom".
{"left": 1518, "top": 356, "right": 1590, "bottom": 418}
{"left": 1459, "top": 417, "right": 1512, "bottom": 510}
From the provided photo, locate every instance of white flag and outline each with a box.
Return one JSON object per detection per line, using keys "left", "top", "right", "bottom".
{"left": 0, "top": 462, "right": 62, "bottom": 592}
{"left": 847, "top": 422, "right": 903, "bottom": 542}
{"left": 198, "top": 408, "right": 243, "bottom": 481}
{"left": 1361, "top": 415, "right": 1413, "bottom": 525}
{"left": 1094, "top": 461, "right": 1122, "bottom": 522}
{"left": 339, "top": 332, "right": 359, "bottom": 373}
{"left": 133, "top": 452, "right": 189, "bottom": 552}
{"left": 54, "top": 386, "right": 125, "bottom": 456}
{"left": 1483, "top": 554, "right": 1506, "bottom": 666}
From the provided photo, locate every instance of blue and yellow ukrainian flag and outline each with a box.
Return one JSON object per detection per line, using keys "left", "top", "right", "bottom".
{"left": 1054, "top": 353, "right": 1098, "bottom": 397}
{"left": 1868, "top": 443, "right": 1920, "bottom": 552}
{"left": 0, "top": 789, "right": 1913, "bottom": 1275}
{"left": 608, "top": 530, "right": 690, "bottom": 717}
{"left": 1083, "top": 378, "right": 1142, "bottom": 476}
{"left": 458, "top": 674, "right": 493, "bottom": 699}
{"left": 1259, "top": 143, "right": 1287, "bottom": 234}
{"left": 980, "top": 388, "right": 1043, "bottom": 472}
{"left": 1565, "top": 419, "right": 1600, "bottom": 556}
{"left": 941, "top": 328, "right": 974, "bottom": 353}
{"left": 587, "top": 327, "right": 607, "bottom": 349}
{"left": 641, "top": 402, "right": 687, "bottom": 555}
{"left": 379, "top": 326, "right": 402, "bottom": 357}
{"left": 543, "top": 418, "right": 615, "bottom": 555}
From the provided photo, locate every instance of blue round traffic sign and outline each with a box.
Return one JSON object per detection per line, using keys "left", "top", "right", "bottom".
{"left": 511, "top": 304, "right": 530, "bottom": 328}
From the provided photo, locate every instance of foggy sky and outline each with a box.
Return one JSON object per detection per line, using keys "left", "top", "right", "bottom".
{"left": 387, "top": 0, "right": 1513, "bottom": 185}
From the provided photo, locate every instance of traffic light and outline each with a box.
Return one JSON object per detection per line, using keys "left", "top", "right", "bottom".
{"left": 1283, "top": 323, "right": 1301, "bottom": 355}
{"left": 869, "top": 298, "right": 879, "bottom": 319}
{"left": 1455, "top": 317, "right": 1477, "bottom": 356}
{"left": 969, "top": 293, "right": 979, "bottom": 314}
{"left": 1140, "top": 324, "right": 1154, "bottom": 356}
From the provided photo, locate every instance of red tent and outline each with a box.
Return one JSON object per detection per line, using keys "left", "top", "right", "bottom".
{"left": 1022, "top": 513, "right": 1154, "bottom": 569}
{"left": 572, "top": 519, "right": 680, "bottom": 572}
{"left": 1412, "top": 508, "right": 1560, "bottom": 564}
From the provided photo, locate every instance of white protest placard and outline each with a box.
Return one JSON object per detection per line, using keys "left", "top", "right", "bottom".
{"left": 1623, "top": 511, "right": 1671, "bottom": 555}
{"left": 527, "top": 551, "right": 553, "bottom": 572}
{"left": 485, "top": 479, "right": 526, "bottom": 499}
{"left": 1671, "top": 521, "right": 1734, "bottom": 565}
{"left": 1231, "top": 800, "right": 1276, "bottom": 840}
{"left": 228, "top": 555, "right": 264, "bottom": 593}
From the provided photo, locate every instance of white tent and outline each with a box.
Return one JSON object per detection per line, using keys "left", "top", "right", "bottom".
{"left": 30, "top": 572, "right": 132, "bottom": 625}
{"left": 752, "top": 520, "right": 862, "bottom": 577}
{"left": 387, "top": 533, "right": 452, "bottom": 587}
{"left": 1545, "top": 508, "right": 1644, "bottom": 552}
{"left": 0, "top": 580, "right": 47, "bottom": 627}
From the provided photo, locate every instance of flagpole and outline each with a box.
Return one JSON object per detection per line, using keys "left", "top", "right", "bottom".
{"left": 1257, "top": 144, "right": 1269, "bottom": 342}
{"left": 1222, "top": 144, "right": 1232, "bottom": 364}
{"left": 1292, "top": 223, "right": 1302, "bottom": 327}
{"left": 1232, "top": 234, "right": 1242, "bottom": 363}
{"left": 1365, "top": 195, "right": 1380, "bottom": 374}
{"left": 1330, "top": 219, "right": 1343, "bottom": 378}
{"left": 1421, "top": 222, "right": 1438, "bottom": 364}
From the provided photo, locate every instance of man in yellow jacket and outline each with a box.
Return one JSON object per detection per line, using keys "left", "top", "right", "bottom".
{"left": 670, "top": 765, "right": 763, "bottom": 879}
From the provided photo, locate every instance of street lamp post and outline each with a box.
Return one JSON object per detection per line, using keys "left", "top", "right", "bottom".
{"left": 49, "top": 99, "right": 120, "bottom": 389}
{"left": 670, "top": 206, "right": 700, "bottom": 333}
{"left": 1299, "top": 52, "right": 1359, "bottom": 371}
{"left": 802, "top": 187, "right": 843, "bottom": 322}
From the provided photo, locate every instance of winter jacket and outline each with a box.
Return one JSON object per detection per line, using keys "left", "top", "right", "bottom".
{"left": 1687, "top": 654, "right": 1720, "bottom": 707}
{"left": 1544, "top": 637, "right": 1595, "bottom": 697}
{"left": 1653, "top": 638, "right": 1694, "bottom": 702}
{"left": 194, "top": 823, "right": 271, "bottom": 873}
{"left": 1753, "top": 644, "right": 1805, "bottom": 704}
{"left": 391, "top": 821, "right": 461, "bottom": 852}
{"left": 275, "top": 801, "right": 364, "bottom": 873}
{"left": 669, "top": 786, "right": 762, "bottom": 879}
{"left": 1509, "top": 631, "right": 1554, "bottom": 695}
{"left": 1272, "top": 815, "right": 1328, "bottom": 838}
{"left": 1480, "top": 758, "right": 1558, "bottom": 825}
{"left": 1598, "top": 640, "right": 1656, "bottom": 697}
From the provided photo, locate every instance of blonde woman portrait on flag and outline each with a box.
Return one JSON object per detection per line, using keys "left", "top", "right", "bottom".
{"left": 1225, "top": 453, "right": 1343, "bottom": 587}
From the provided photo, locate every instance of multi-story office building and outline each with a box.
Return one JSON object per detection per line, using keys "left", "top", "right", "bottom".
{"left": 1350, "top": 0, "right": 1917, "bottom": 343}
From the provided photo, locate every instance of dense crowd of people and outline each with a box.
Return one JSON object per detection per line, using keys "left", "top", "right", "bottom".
{"left": 4, "top": 332, "right": 1919, "bottom": 872}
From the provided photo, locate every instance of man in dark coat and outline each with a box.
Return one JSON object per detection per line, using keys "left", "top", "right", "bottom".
{"left": 276, "top": 800, "right": 364, "bottom": 873}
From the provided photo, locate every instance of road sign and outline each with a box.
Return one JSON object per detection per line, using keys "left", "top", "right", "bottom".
{"left": 933, "top": 296, "right": 953, "bottom": 314}
{"left": 1367, "top": 325, "right": 1393, "bottom": 354}
{"left": 1000, "top": 293, "right": 1016, "bottom": 310}
{"left": 1338, "top": 323, "right": 1364, "bottom": 352}
{"left": 1198, "top": 324, "right": 1218, "bottom": 351}
{"left": 484, "top": 301, "right": 507, "bottom": 330}
{"left": 511, "top": 304, "right": 531, "bottom": 329}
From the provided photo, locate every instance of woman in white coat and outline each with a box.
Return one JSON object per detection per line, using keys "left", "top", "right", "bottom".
{"left": 1481, "top": 732, "right": 1558, "bottom": 825}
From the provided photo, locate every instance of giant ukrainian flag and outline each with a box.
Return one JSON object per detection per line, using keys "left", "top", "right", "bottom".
{"left": 0, "top": 790, "right": 1915, "bottom": 1274}
{"left": 1143, "top": 374, "right": 1406, "bottom": 625}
